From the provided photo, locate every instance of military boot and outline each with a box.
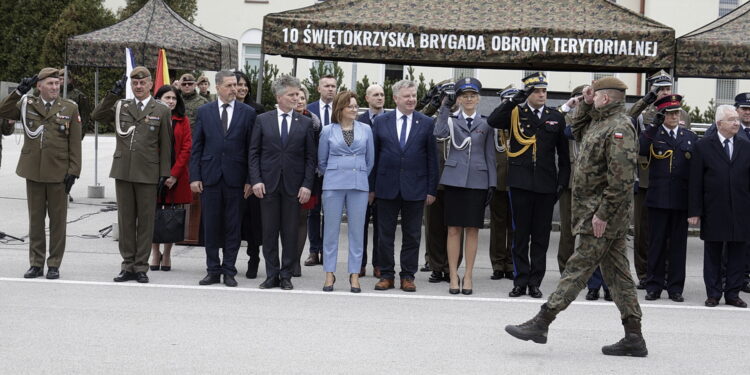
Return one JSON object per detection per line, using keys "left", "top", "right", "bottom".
{"left": 504, "top": 303, "right": 557, "bottom": 344}
{"left": 601, "top": 318, "right": 648, "bottom": 357}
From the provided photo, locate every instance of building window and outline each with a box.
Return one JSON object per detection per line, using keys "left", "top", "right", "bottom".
{"left": 720, "top": 0, "right": 738, "bottom": 16}
{"left": 716, "top": 79, "right": 737, "bottom": 106}
{"left": 592, "top": 72, "right": 615, "bottom": 81}
{"left": 453, "top": 68, "right": 475, "bottom": 81}
{"left": 243, "top": 45, "right": 261, "bottom": 72}
{"left": 385, "top": 64, "right": 404, "bottom": 82}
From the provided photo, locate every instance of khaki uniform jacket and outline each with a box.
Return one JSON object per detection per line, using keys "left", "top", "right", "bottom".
{"left": 91, "top": 92, "right": 171, "bottom": 184}
{"left": 183, "top": 91, "right": 208, "bottom": 130}
{"left": 0, "top": 91, "right": 82, "bottom": 182}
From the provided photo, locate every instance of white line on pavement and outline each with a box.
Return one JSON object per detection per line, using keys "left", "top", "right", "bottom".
{"left": 1, "top": 276, "right": 747, "bottom": 313}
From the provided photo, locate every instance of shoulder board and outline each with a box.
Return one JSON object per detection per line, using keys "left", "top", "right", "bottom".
{"left": 546, "top": 106, "right": 561, "bottom": 114}
{"left": 154, "top": 100, "right": 170, "bottom": 109}
{"left": 59, "top": 98, "right": 79, "bottom": 107}
{"left": 480, "top": 114, "right": 487, "bottom": 118}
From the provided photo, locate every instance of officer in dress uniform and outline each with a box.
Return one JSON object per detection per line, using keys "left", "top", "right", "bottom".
{"left": 0, "top": 68, "right": 82, "bottom": 279}
{"left": 91, "top": 67, "right": 172, "bottom": 283}
{"left": 639, "top": 94, "right": 697, "bottom": 303}
{"left": 732, "top": 93, "right": 750, "bottom": 294}
{"left": 487, "top": 72, "right": 570, "bottom": 298}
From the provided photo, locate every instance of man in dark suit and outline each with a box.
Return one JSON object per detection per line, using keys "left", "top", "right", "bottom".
{"left": 189, "top": 71, "right": 256, "bottom": 287}
{"left": 487, "top": 72, "right": 570, "bottom": 298}
{"left": 689, "top": 104, "right": 750, "bottom": 308}
{"left": 302, "top": 74, "right": 337, "bottom": 266}
{"left": 250, "top": 75, "right": 316, "bottom": 290}
{"left": 371, "top": 79, "right": 438, "bottom": 292}
{"left": 356, "top": 84, "right": 385, "bottom": 277}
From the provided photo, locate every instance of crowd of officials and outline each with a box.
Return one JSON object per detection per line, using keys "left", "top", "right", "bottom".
{"left": 2, "top": 66, "right": 750, "bottom": 316}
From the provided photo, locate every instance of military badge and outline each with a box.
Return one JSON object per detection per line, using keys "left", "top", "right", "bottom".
{"left": 149, "top": 126, "right": 155, "bottom": 131}
{"left": 685, "top": 152, "right": 691, "bottom": 159}
{"left": 614, "top": 132, "right": 623, "bottom": 139}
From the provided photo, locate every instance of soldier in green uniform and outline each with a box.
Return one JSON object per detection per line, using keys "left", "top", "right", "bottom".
{"left": 628, "top": 70, "right": 691, "bottom": 288}
{"left": 179, "top": 73, "right": 208, "bottom": 130}
{"left": 505, "top": 77, "right": 647, "bottom": 357}
{"left": 197, "top": 75, "right": 215, "bottom": 101}
{"left": 0, "top": 67, "right": 82, "bottom": 279}
{"left": 65, "top": 75, "right": 91, "bottom": 139}
{"left": 91, "top": 66, "right": 172, "bottom": 283}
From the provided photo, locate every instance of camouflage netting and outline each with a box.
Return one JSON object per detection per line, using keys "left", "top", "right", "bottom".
{"left": 66, "top": 0, "right": 237, "bottom": 70}
{"left": 262, "top": 0, "right": 674, "bottom": 73}
{"left": 676, "top": 2, "right": 750, "bottom": 79}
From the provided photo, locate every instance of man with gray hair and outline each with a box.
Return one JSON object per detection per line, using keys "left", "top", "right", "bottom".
{"left": 250, "top": 74, "right": 316, "bottom": 290}
{"left": 689, "top": 104, "right": 750, "bottom": 308}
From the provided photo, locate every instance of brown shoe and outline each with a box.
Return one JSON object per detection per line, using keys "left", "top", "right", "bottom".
{"left": 373, "top": 266, "right": 381, "bottom": 278}
{"left": 374, "top": 278, "right": 395, "bottom": 290}
{"left": 400, "top": 278, "right": 416, "bottom": 292}
{"left": 304, "top": 253, "right": 320, "bottom": 266}
{"left": 359, "top": 266, "right": 366, "bottom": 277}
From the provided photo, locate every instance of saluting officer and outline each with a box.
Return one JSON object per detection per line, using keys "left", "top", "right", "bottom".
{"left": 487, "top": 72, "right": 570, "bottom": 298}
{"left": 91, "top": 67, "right": 172, "bottom": 283}
{"left": 639, "top": 94, "right": 697, "bottom": 303}
{"left": 0, "top": 68, "right": 82, "bottom": 279}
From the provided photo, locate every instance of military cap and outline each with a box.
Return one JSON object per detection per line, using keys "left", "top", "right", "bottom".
{"left": 571, "top": 84, "right": 586, "bottom": 98}
{"left": 499, "top": 87, "right": 519, "bottom": 99}
{"left": 180, "top": 73, "right": 196, "bottom": 82}
{"left": 455, "top": 77, "right": 481, "bottom": 95}
{"left": 196, "top": 76, "right": 209, "bottom": 85}
{"left": 592, "top": 77, "right": 628, "bottom": 92}
{"left": 130, "top": 66, "right": 151, "bottom": 79}
{"left": 522, "top": 72, "right": 548, "bottom": 89}
{"left": 37, "top": 67, "right": 62, "bottom": 81}
{"left": 654, "top": 94, "right": 683, "bottom": 112}
{"left": 648, "top": 69, "right": 673, "bottom": 87}
{"left": 734, "top": 93, "right": 750, "bottom": 108}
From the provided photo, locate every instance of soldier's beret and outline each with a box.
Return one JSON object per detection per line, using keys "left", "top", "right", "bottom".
{"left": 130, "top": 66, "right": 151, "bottom": 79}
{"left": 196, "top": 76, "right": 209, "bottom": 85}
{"left": 734, "top": 92, "right": 750, "bottom": 108}
{"left": 522, "top": 72, "right": 548, "bottom": 89}
{"left": 455, "top": 77, "right": 481, "bottom": 95}
{"left": 37, "top": 67, "right": 62, "bottom": 81}
{"left": 655, "top": 94, "right": 683, "bottom": 112}
{"left": 570, "top": 84, "right": 586, "bottom": 98}
{"left": 180, "top": 73, "right": 196, "bottom": 82}
{"left": 592, "top": 77, "right": 628, "bottom": 92}
{"left": 648, "top": 69, "right": 673, "bottom": 87}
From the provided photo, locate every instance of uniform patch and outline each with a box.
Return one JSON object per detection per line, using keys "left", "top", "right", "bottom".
{"left": 545, "top": 121, "right": 558, "bottom": 126}
{"left": 147, "top": 116, "right": 160, "bottom": 121}
{"left": 614, "top": 132, "right": 623, "bottom": 139}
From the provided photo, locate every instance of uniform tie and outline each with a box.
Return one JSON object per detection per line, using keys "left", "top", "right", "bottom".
{"left": 533, "top": 109, "right": 540, "bottom": 119}
{"left": 724, "top": 138, "right": 732, "bottom": 159}
{"left": 221, "top": 103, "right": 229, "bottom": 134}
{"left": 281, "top": 113, "right": 289, "bottom": 146}
{"left": 669, "top": 129, "right": 675, "bottom": 139}
{"left": 466, "top": 117, "right": 473, "bottom": 130}
{"left": 44, "top": 102, "right": 51, "bottom": 115}
{"left": 137, "top": 101, "right": 144, "bottom": 112}
{"left": 399, "top": 115, "right": 408, "bottom": 149}
{"left": 324, "top": 104, "right": 330, "bottom": 125}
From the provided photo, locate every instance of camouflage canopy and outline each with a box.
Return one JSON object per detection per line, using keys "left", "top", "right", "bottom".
{"left": 676, "top": 2, "right": 750, "bottom": 79}
{"left": 66, "top": 0, "right": 237, "bottom": 71}
{"left": 262, "top": 0, "right": 675, "bottom": 73}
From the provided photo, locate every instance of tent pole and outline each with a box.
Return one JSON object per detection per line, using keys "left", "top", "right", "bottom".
{"left": 63, "top": 66, "right": 68, "bottom": 99}
{"left": 292, "top": 57, "right": 298, "bottom": 76}
{"left": 351, "top": 63, "right": 357, "bottom": 92}
{"left": 94, "top": 68, "right": 99, "bottom": 186}
{"left": 255, "top": 53, "right": 265, "bottom": 104}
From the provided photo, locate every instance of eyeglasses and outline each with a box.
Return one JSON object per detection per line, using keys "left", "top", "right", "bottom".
{"left": 346, "top": 105, "right": 359, "bottom": 110}
{"left": 181, "top": 82, "right": 195, "bottom": 86}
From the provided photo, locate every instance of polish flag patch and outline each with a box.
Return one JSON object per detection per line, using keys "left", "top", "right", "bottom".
{"left": 613, "top": 132, "right": 624, "bottom": 139}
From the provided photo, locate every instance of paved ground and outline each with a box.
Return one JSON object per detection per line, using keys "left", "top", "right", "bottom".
{"left": 1, "top": 134, "right": 749, "bottom": 374}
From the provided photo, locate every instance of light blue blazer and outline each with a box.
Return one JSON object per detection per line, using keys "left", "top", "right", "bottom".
{"left": 318, "top": 121, "right": 375, "bottom": 192}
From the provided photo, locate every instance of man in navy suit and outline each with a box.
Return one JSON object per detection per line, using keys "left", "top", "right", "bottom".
{"left": 250, "top": 75, "right": 316, "bottom": 290}
{"left": 190, "top": 71, "right": 256, "bottom": 287}
{"left": 371, "top": 79, "right": 438, "bottom": 292}
{"left": 302, "top": 74, "right": 337, "bottom": 266}
{"left": 689, "top": 105, "right": 750, "bottom": 308}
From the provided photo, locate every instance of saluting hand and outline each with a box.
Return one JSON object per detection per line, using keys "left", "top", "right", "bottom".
{"left": 582, "top": 86, "right": 594, "bottom": 105}
{"left": 592, "top": 214, "right": 607, "bottom": 238}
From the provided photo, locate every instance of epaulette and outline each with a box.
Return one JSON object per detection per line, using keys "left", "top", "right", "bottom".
{"left": 59, "top": 97, "right": 79, "bottom": 108}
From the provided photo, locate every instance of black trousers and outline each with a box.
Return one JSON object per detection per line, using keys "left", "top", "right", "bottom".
{"left": 260, "top": 181, "right": 300, "bottom": 280}
{"left": 645, "top": 208, "right": 688, "bottom": 295}
{"left": 201, "top": 179, "right": 243, "bottom": 276}
{"left": 361, "top": 202, "right": 380, "bottom": 268}
{"left": 508, "top": 188, "right": 555, "bottom": 288}
{"left": 377, "top": 196, "right": 424, "bottom": 280}
{"left": 704, "top": 241, "right": 748, "bottom": 300}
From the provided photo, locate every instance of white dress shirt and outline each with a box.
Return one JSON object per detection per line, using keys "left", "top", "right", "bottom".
{"left": 217, "top": 99, "right": 235, "bottom": 129}
{"left": 527, "top": 104, "right": 544, "bottom": 119}
{"left": 277, "top": 109, "right": 295, "bottom": 134}
{"left": 718, "top": 132, "right": 734, "bottom": 158}
{"left": 135, "top": 96, "right": 151, "bottom": 110}
{"left": 662, "top": 125, "right": 678, "bottom": 139}
{"left": 395, "top": 109, "right": 413, "bottom": 143}
{"left": 318, "top": 100, "right": 332, "bottom": 124}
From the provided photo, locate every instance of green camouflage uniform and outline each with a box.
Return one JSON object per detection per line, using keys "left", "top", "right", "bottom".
{"left": 545, "top": 100, "right": 642, "bottom": 321}
{"left": 182, "top": 91, "right": 208, "bottom": 131}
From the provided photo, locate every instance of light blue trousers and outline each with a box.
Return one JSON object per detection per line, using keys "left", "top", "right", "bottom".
{"left": 322, "top": 189, "right": 369, "bottom": 273}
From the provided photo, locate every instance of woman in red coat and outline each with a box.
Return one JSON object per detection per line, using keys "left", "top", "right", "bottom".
{"left": 150, "top": 85, "right": 192, "bottom": 271}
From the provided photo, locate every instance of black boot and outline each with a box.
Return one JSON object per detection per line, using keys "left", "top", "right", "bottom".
{"left": 601, "top": 318, "right": 648, "bottom": 357}
{"left": 504, "top": 303, "right": 557, "bottom": 344}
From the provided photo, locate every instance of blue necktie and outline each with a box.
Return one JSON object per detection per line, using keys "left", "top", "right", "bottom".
{"left": 324, "top": 104, "right": 330, "bottom": 125}
{"left": 669, "top": 129, "right": 675, "bottom": 139}
{"left": 466, "top": 117, "right": 473, "bottom": 130}
{"left": 281, "top": 113, "right": 289, "bottom": 146}
{"left": 744, "top": 128, "right": 750, "bottom": 139}
{"left": 724, "top": 138, "right": 731, "bottom": 159}
{"left": 399, "top": 115, "right": 407, "bottom": 149}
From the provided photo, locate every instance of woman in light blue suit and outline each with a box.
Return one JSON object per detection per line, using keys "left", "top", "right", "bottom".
{"left": 434, "top": 78, "right": 496, "bottom": 295}
{"left": 319, "top": 91, "right": 375, "bottom": 293}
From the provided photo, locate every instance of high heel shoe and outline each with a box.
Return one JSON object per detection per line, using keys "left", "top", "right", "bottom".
{"left": 349, "top": 274, "right": 361, "bottom": 293}
{"left": 149, "top": 253, "right": 161, "bottom": 271}
{"left": 449, "top": 275, "right": 460, "bottom": 295}
{"left": 323, "top": 274, "right": 336, "bottom": 292}
{"left": 461, "top": 277, "right": 473, "bottom": 295}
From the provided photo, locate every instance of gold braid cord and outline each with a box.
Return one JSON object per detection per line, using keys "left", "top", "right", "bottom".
{"left": 502, "top": 107, "right": 537, "bottom": 162}
{"left": 646, "top": 144, "right": 673, "bottom": 172}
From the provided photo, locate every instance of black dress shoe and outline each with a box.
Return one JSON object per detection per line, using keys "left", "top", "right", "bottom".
{"left": 199, "top": 274, "right": 221, "bottom": 285}
{"left": 586, "top": 288, "right": 600, "bottom": 300}
{"left": 420, "top": 264, "right": 431, "bottom": 272}
{"left": 669, "top": 293, "right": 684, "bottom": 302}
{"left": 491, "top": 270, "right": 504, "bottom": 280}
{"left": 742, "top": 284, "right": 750, "bottom": 293}
{"left": 636, "top": 279, "right": 646, "bottom": 290}
{"left": 604, "top": 289, "right": 613, "bottom": 301}
{"left": 259, "top": 277, "right": 280, "bottom": 289}
{"left": 726, "top": 297, "right": 748, "bottom": 308}
{"left": 428, "top": 271, "right": 444, "bottom": 283}
{"left": 280, "top": 278, "right": 293, "bottom": 290}
{"left": 136, "top": 272, "right": 149, "bottom": 283}
{"left": 645, "top": 291, "right": 660, "bottom": 300}
{"left": 113, "top": 270, "right": 136, "bottom": 282}
{"left": 705, "top": 297, "right": 720, "bottom": 307}
{"left": 224, "top": 274, "right": 238, "bottom": 287}
{"left": 246, "top": 259, "right": 260, "bottom": 279}
{"left": 24, "top": 266, "right": 43, "bottom": 279}
{"left": 46, "top": 267, "right": 60, "bottom": 280}
{"left": 528, "top": 286, "right": 543, "bottom": 298}
{"left": 509, "top": 286, "right": 526, "bottom": 297}
{"left": 504, "top": 271, "right": 515, "bottom": 280}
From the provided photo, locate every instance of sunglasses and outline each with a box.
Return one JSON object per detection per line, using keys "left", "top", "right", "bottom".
{"left": 181, "top": 82, "right": 195, "bottom": 86}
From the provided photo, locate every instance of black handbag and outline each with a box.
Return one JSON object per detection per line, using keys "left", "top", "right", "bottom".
{"left": 153, "top": 188, "right": 186, "bottom": 244}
